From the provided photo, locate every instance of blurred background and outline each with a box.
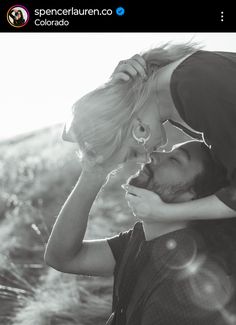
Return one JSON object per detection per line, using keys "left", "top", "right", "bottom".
{"left": 0, "top": 33, "right": 236, "bottom": 325}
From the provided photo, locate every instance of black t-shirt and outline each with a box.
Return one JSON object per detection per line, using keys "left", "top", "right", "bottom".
{"left": 107, "top": 222, "right": 235, "bottom": 325}
{"left": 170, "top": 50, "right": 236, "bottom": 210}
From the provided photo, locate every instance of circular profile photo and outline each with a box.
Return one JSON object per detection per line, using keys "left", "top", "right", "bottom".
{"left": 7, "top": 5, "right": 29, "bottom": 28}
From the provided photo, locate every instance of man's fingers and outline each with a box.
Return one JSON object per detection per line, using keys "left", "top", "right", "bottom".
{"left": 113, "top": 54, "right": 147, "bottom": 81}
{"left": 130, "top": 55, "right": 147, "bottom": 77}
{"left": 127, "top": 59, "right": 147, "bottom": 79}
{"left": 131, "top": 54, "right": 147, "bottom": 71}
{"left": 112, "top": 72, "right": 130, "bottom": 82}
{"left": 121, "top": 63, "right": 138, "bottom": 78}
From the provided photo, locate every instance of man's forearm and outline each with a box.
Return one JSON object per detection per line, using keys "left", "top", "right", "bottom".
{"left": 44, "top": 169, "right": 107, "bottom": 265}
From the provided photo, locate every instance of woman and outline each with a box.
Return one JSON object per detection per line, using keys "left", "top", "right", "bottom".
{"left": 110, "top": 42, "right": 236, "bottom": 223}
{"left": 64, "top": 42, "right": 236, "bottom": 223}
{"left": 9, "top": 9, "right": 25, "bottom": 26}
{"left": 63, "top": 66, "right": 167, "bottom": 170}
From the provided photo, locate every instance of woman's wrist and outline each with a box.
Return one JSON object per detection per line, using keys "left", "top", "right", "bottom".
{"left": 157, "top": 196, "right": 236, "bottom": 222}
{"left": 160, "top": 201, "right": 195, "bottom": 222}
{"left": 148, "top": 201, "right": 188, "bottom": 222}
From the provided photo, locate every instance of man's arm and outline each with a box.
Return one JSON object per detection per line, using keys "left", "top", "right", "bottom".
{"left": 44, "top": 169, "right": 116, "bottom": 277}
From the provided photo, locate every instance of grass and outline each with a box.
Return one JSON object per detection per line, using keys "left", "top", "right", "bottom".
{"left": 0, "top": 122, "right": 190, "bottom": 325}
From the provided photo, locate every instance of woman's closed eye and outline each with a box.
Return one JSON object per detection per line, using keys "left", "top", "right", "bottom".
{"left": 125, "top": 149, "right": 139, "bottom": 161}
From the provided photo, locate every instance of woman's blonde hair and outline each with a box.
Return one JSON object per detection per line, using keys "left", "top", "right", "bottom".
{"left": 66, "top": 41, "right": 202, "bottom": 166}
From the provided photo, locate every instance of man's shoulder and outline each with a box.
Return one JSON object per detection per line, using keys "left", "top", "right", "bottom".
{"left": 106, "top": 222, "right": 144, "bottom": 264}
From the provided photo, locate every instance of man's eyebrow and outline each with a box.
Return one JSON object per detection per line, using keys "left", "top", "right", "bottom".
{"left": 177, "top": 147, "right": 191, "bottom": 161}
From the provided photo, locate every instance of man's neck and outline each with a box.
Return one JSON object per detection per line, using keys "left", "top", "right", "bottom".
{"left": 143, "top": 220, "right": 188, "bottom": 241}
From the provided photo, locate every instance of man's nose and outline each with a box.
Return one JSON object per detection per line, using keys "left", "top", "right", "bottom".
{"left": 150, "top": 152, "right": 161, "bottom": 165}
{"left": 151, "top": 151, "right": 170, "bottom": 164}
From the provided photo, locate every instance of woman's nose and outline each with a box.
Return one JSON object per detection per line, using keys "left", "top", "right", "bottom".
{"left": 136, "top": 151, "right": 151, "bottom": 164}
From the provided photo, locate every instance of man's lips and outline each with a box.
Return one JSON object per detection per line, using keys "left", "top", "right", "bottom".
{"left": 142, "top": 163, "right": 153, "bottom": 178}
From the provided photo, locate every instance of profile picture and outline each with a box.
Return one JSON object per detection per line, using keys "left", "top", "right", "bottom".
{"left": 7, "top": 5, "right": 29, "bottom": 28}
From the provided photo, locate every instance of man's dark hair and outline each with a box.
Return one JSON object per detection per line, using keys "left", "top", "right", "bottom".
{"left": 192, "top": 142, "right": 229, "bottom": 199}
{"left": 190, "top": 142, "right": 236, "bottom": 275}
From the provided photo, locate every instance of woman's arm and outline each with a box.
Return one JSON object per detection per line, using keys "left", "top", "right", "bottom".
{"left": 125, "top": 185, "right": 236, "bottom": 222}
{"left": 163, "top": 195, "right": 236, "bottom": 221}
{"left": 44, "top": 169, "right": 116, "bottom": 276}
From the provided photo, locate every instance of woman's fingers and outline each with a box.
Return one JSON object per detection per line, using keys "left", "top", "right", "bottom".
{"left": 125, "top": 193, "right": 139, "bottom": 215}
{"left": 126, "top": 192, "right": 150, "bottom": 217}
{"left": 125, "top": 185, "right": 145, "bottom": 197}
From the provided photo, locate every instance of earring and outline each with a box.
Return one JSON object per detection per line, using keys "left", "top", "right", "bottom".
{"left": 132, "top": 118, "right": 151, "bottom": 145}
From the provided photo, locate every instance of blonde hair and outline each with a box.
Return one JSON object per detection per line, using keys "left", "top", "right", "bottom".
{"left": 142, "top": 41, "right": 202, "bottom": 67}
{"left": 67, "top": 41, "right": 202, "bottom": 166}
{"left": 68, "top": 77, "right": 153, "bottom": 165}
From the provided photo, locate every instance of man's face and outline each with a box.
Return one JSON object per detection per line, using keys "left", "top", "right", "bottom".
{"left": 129, "top": 141, "right": 207, "bottom": 202}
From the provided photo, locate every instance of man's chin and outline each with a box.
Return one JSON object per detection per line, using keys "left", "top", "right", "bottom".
{"left": 129, "top": 177, "right": 171, "bottom": 204}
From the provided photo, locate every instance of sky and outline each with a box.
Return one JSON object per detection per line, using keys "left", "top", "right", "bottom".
{"left": 1, "top": 32, "right": 236, "bottom": 140}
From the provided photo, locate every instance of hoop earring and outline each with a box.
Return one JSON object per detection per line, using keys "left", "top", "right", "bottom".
{"left": 132, "top": 119, "right": 151, "bottom": 146}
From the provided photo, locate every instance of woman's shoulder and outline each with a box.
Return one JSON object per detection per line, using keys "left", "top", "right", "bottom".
{"left": 169, "top": 50, "right": 225, "bottom": 90}
{"left": 172, "top": 50, "right": 236, "bottom": 77}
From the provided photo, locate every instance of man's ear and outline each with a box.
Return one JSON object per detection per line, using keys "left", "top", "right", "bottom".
{"left": 175, "top": 189, "right": 196, "bottom": 203}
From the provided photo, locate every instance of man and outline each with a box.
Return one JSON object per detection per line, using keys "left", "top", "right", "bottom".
{"left": 44, "top": 140, "right": 236, "bottom": 325}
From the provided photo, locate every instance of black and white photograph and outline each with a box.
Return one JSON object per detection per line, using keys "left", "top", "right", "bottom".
{"left": 1, "top": 32, "right": 236, "bottom": 325}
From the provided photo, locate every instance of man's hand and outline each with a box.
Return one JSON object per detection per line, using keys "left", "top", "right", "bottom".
{"left": 111, "top": 54, "right": 147, "bottom": 82}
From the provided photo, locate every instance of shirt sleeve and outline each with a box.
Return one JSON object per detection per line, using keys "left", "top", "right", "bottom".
{"left": 215, "top": 172, "right": 236, "bottom": 210}
{"left": 106, "top": 228, "right": 133, "bottom": 264}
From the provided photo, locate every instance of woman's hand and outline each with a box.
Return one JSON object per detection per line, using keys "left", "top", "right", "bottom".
{"left": 124, "top": 184, "right": 171, "bottom": 222}
{"left": 111, "top": 54, "right": 148, "bottom": 82}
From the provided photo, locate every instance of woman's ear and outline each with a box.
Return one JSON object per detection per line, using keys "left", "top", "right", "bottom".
{"left": 132, "top": 118, "right": 151, "bottom": 145}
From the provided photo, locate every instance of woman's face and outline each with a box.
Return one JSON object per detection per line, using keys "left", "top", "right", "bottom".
{"left": 123, "top": 94, "right": 167, "bottom": 164}
{"left": 16, "top": 11, "right": 22, "bottom": 19}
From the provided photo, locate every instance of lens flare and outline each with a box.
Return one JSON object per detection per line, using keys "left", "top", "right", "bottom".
{"left": 188, "top": 264, "right": 234, "bottom": 311}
